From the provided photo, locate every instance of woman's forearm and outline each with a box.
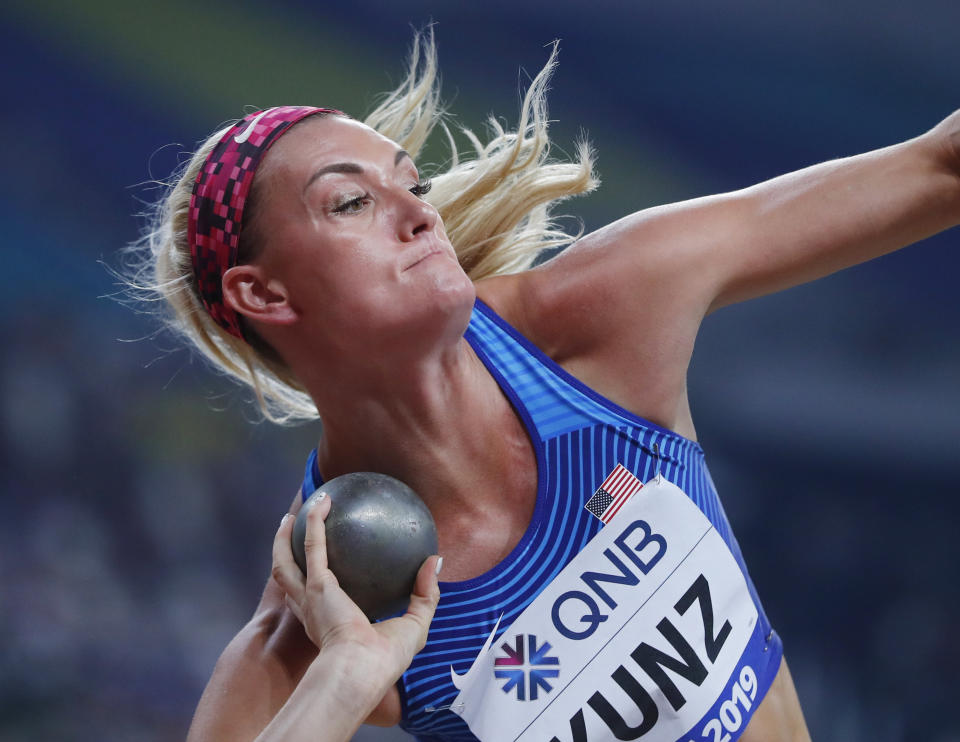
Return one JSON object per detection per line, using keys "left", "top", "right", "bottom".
{"left": 186, "top": 607, "right": 317, "bottom": 742}
{"left": 712, "top": 112, "right": 960, "bottom": 308}
{"left": 254, "top": 646, "right": 391, "bottom": 742}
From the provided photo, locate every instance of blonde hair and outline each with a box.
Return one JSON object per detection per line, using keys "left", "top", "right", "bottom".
{"left": 123, "top": 31, "right": 597, "bottom": 424}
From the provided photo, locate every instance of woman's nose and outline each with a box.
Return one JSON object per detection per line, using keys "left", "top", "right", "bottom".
{"left": 397, "top": 192, "right": 438, "bottom": 241}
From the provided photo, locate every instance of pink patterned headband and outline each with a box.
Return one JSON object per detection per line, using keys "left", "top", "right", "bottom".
{"left": 188, "top": 106, "right": 342, "bottom": 339}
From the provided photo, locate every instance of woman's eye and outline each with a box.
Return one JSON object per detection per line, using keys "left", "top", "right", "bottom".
{"left": 410, "top": 179, "right": 432, "bottom": 198}
{"left": 334, "top": 194, "right": 369, "bottom": 214}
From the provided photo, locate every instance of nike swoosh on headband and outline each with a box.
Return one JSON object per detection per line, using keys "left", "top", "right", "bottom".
{"left": 234, "top": 109, "right": 273, "bottom": 144}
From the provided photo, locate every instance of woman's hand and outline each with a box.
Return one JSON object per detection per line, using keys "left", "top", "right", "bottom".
{"left": 252, "top": 495, "right": 441, "bottom": 741}
{"left": 272, "top": 493, "right": 442, "bottom": 693}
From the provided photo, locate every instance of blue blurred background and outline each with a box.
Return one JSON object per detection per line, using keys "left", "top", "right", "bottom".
{"left": 1, "top": 1, "right": 958, "bottom": 740}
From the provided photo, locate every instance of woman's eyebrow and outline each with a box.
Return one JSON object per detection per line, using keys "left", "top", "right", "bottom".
{"left": 303, "top": 150, "right": 413, "bottom": 195}
{"left": 303, "top": 162, "right": 364, "bottom": 194}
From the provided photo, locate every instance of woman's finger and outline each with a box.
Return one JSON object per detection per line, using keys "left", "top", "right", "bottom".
{"left": 284, "top": 593, "right": 306, "bottom": 626}
{"left": 407, "top": 554, "right": 442, "bottom": 629}
{"left": 271, "top": 512, "right": 306, "bottom": 605}
{"left": 302, "top": 493, "right": 333, "bottom": 583}
{"left": 378, "top": 555, "right": 442, "bottom": 660}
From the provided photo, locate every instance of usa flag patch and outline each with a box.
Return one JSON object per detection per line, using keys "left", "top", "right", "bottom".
{"left": 584, "top": 463, "right": 643, "bottom": 524}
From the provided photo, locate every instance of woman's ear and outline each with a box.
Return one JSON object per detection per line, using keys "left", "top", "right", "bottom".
{"left": 221, "top": 264, "right": 298, "bottom": 326}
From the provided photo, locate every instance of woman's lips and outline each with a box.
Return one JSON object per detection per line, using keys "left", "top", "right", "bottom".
{"left": 403, "top": 245, "right": 444, "bottom": 270}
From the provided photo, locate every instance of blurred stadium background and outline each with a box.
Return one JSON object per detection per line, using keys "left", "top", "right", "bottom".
{"left": 1, "top": 1, "right": 958, "bottom": 740}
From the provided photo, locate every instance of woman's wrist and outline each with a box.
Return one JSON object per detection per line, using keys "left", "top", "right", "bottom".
{"left": 926, "top": 110, "right": 960, "bottom": 188}
{"left": 253, "top": 646, "right": 391, "bottom": 742}
{"left": 311, "top": 641, "right": 395, "bottom": 713}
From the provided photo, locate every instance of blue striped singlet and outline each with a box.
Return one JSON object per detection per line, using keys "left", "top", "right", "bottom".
{"left": 301, "top": 298, "right": 783, "bottom": 741}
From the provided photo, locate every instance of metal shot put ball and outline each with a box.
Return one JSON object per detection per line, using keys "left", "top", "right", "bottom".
{"left": 291, "top": 472, "right": 439, "bottom": 621}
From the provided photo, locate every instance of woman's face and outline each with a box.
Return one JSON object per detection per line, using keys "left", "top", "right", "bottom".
{"left": 248, "top": 115, "right": 474, "bottom": 356}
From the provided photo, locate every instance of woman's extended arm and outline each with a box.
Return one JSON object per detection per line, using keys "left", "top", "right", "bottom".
{"left": 703, "top": 109, "right": 960, "bottom": 311}
{"left": 482, "top": 109, "right": 959, "bottom": 435}
{"left": 526, "top": 109, "right": 960, "bottom": 340}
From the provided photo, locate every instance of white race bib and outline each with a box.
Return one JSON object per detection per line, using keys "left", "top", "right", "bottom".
{"left": 450, "top": 476, "right": 760, "bottom": 742}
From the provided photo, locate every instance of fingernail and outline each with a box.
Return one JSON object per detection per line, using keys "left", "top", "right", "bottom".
{"left": 435, "top": 556, "right": 444, "bottom": 575}
{"left": 280, "top": 513, "right": 292, "bottom": 525}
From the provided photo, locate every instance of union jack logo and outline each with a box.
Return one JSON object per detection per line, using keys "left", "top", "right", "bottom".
{"left": 494, "top": 633, "right": 560, "bottom": 701}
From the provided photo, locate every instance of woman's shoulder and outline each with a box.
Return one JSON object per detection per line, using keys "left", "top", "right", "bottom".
{"left": 476, "top": 219, "right": 708, "bottom": 357}
{"left": 474, "top": 233, "right": 646, "bottom": 363}
{"left": 474, "top": 241, "right": 702, "bottom": 440}
{"left": 474, "top": 271, "right": 572, "bottom": 359}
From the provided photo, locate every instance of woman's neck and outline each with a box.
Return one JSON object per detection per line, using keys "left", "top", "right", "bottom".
{"left": 306, "top": 334, "right": 532, "bottom": 517}
{"left": 287, "top": 286, "right": 538, "bottom": 580}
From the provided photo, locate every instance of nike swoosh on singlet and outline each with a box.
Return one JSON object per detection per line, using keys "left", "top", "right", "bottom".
{"left": 450, "top": 614, "right": 502, "bottom": 690}
{"left": 234, "top": 109, "right": 273, "bottom": 144}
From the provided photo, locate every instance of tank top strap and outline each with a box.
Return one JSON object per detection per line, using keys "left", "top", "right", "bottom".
{"left": 301, "top": 447, "right": 321, "bottom": 499}
{"left": 466, "top": 299, "right": 693, "bottom": 445}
